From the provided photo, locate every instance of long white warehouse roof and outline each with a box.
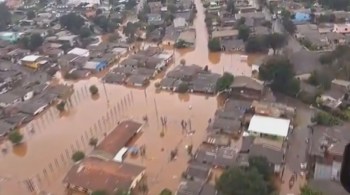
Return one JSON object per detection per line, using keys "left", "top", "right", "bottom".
{"left": 248, "top": 115, "right": 290, "bottom": 137}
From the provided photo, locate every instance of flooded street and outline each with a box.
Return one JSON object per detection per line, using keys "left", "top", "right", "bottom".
{"left": 0, "top": 0, "right": 264, "bottom": 194}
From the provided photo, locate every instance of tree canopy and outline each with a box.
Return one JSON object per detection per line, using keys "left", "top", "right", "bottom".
{"left": 311, "top": 111, "right": 340, "bottom": 126}
{"left": 160, "top": 188, "right": 172, "bottom": 195}
{"left": 216, "top": 72, "right": 234, "bottom": 92}
{"left": 216, "top": 167, "right": 269, "bottom": 195}
{"left": 0, "top": 3, "right": 11, "bottom": 30}
{"left": 208, "top": 38, "right": 221, "bottom": 52}
{"left": 72, "top": 151, "right": 85, "bottom": 162}
{"left": 94, "top": 15, "right": 118, "bottom": 33}
{"left": 238, "top": 25, "right": 250, "bottom": 42}
{"left": 19, "top": 33, "right": 44, "bottom": 51}
{"left": 300, "top": 185, "right": 323, "bottom": 195}
{"left": 123, "top": 22, "right": 138, "bottom": 39}
{"left": 259, "top": 56, "right": 300, "bottom": 96}
{"left": 319, "top": 0, "right": 349, "bottom": 10}
{"left": 265, "top": 33, "right": 287, "bottom": 54}
{"left": 60, "top": 13, "right": 85, "bottom": 34}
{"left": 8, "top": 131, "right": 23, "bottom": 145}
{"left": 282, "top": 18, "right": 296, "bottom": 34}
{"left": 91, "top": 190, "right": 108, "bottom": 195}
{"left": 27, "top": 10, "right": 36, "bottom": 19}
{"left": 245, "top": 36, "right": 268, "bottom": 53}
{"left": 226, "top": 0, "right": 235, "bottom": 14}
{"left": 319, "top": 45, "right": 350, "bottom": 79}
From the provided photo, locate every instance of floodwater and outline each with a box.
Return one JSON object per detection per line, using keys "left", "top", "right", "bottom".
{"left": 0, "top": 0, "right": 264, "bottom": 194}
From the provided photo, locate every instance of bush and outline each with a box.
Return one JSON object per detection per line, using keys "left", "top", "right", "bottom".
{"left": 160, "top": 188, "right": 172, "bottom": 195}
{"left": 311, "top": 111, "right": 340, "bottom": 126}
{"left": 89, "top": 137, "right": 98, "bottom": 147}
{"left": 89, "top": 85, "right": 99, "bottom": 95}
{"left": 91, "top": 190, "right": 108, "bottom": 195}
{"left": 56, "top": 101, "right": 66, "bottom": 112}
{"left": 8, "top": 131, "right": 23, "bottom": 145}
{"left": 72, "top": 151, "right": 85, "bottom": 162}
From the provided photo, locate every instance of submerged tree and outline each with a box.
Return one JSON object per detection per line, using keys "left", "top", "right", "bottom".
{"left": 8, "top": 131, "right": 23, "bottom": 145}
{"left": 72, "top": 151, "right": 85, "bottom": 162}
{"left": 216, "top": 167, "right": 269, "bottom": 195}
{"left": 89, "top": 85, "right": 99, "bottom": 95}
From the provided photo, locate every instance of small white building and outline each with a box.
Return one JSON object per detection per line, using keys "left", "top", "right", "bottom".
{"left": 248, "top": 115, "right": 291, "bottom": 138}
{"left": 68, "top": 48, "right": 90, "bottom": 57}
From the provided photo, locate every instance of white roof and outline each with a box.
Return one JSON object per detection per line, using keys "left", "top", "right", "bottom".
{"left": 68, "top": 47, "right": 89, "bottom": 57}
{"left": 113, "top": 147, "right": 128, "bottom": 162}
{"left": 21, "top": 55, "right": 42, "bottom": 62}
{"left": 248, "top": 115, "right": 290, "bottom": 137}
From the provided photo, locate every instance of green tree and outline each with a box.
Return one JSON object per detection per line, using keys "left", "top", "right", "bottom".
{"left": 311, "top": 111, "right": 340, "bottom": 126}
{"left": 177, "top": 82, "right": 189, "bottom": 93}
{"left": 0, "top": 3, "right": 11, "bottom": 30}
{"left": 60, "top": 13, "right": 85, "bottom": 34}
{"left": 92, "top": 190, "right": 108, "bottom": 195}
{"left": 238, "top": 25, "right": 250, "bottom": 42}
{"left": 319, "top": 0, "right": 349, "bottom": 10}
{"left": 160, "top": 188, "right": 172, "bottom": 195}
{"left": 115, "top": 189, "right": 129, "bottom": 195}
{"left": 216, "top": 72, "right": 234, "bottom": 92}
{"left": 300, "top": 185, "right": 323, "bottom": 195}
{"left": 216, "top": 167, "right": 269, "bottom": 195}
{"left": 123, "top": 22, "right": 137, "bottom": 39}
{"left": 27, "top": 10, "right": 36, "bottom": 19}
{"left": 265, "top": 33, "right": 287, "bottom": 54}
{"left": 89, "top": 137, "right": 98, "bottom": 147}
{"left": 282, "top": 18, "right": 296, "bottom": 34}
{"left": 8, "top": 131, "right": 23, "bottom": 145}
{"left": 79, "top": 27, "right": 92, "bottom": 38}
{"left": 226, "top": 0, "right": 235, "bottom": 14}
{"left": 72, "top": 151, "right": 85, "bottom": 162}
{"left": 167, "top": 4, "right": 177, "bottom": 14}
{"left": 125, "top": 0, "right": 137, "bottom": 9}
{"left": 259, "top": 56, "right": 300, "bottom": 96}
{"left": 56, "top": 101, "right": 66, "bottom": 112}
{"left": 89, "top": 85, "right": 99, "bottom": 95}
{"left": 208, "top": 38, "right": 221, "bottom": 52}
{"left": 245, "top": 36, "right": 268, "bottom": 53}
{"left": 28, "top": 33, "right": 44, "bottom": 50}
{"left": 248, "top": 156, "right": 272, "bottom": 181}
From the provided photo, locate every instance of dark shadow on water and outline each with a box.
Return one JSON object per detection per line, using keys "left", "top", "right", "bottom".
{"left": 12, "top": 143, "right": 28, "bottom": 157}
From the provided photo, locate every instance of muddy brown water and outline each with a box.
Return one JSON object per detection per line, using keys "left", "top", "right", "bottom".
{"left": 0, "top": 0, "right": 264, "bottom": 194}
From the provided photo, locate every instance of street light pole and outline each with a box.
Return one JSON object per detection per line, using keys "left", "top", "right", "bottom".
{"left": 102, "top": 81, "right": 110, "bottom": 106}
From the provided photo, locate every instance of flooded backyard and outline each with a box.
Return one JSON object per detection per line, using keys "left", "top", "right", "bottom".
{"left": 0, "top": 0, "right": 265, "bottom": 194}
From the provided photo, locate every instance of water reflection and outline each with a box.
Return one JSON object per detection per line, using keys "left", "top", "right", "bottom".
{"left": 178, "top": 93, "right": 190, "bottom": 102}
{"left": 91, "top": 93, "right": 100, "bottom": 101}
{"left": 208, "top": 52, "right": 221, "bottom": 64}
{"left": 12, "top": 143, "right": 28, "bottom": 157}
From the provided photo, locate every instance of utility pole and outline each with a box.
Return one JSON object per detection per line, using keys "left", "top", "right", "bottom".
{"left": 154, "top": 98, "right": 160, "bottom": 129}
{"left": 102, "top": 81, "right": 110, "bottom": 106}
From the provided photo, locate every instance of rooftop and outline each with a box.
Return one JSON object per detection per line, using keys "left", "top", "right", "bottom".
{"left": 248, "top": 115, "right": 290, "bottom": 137}
{"left": 94, "top": 120, "right": 142, "bottom": 157}
{"left": 63, "top": 157, "right": 145, "bottom": 193}
{"left": 231, "top": 76, "right": 264, "bottom": 91}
